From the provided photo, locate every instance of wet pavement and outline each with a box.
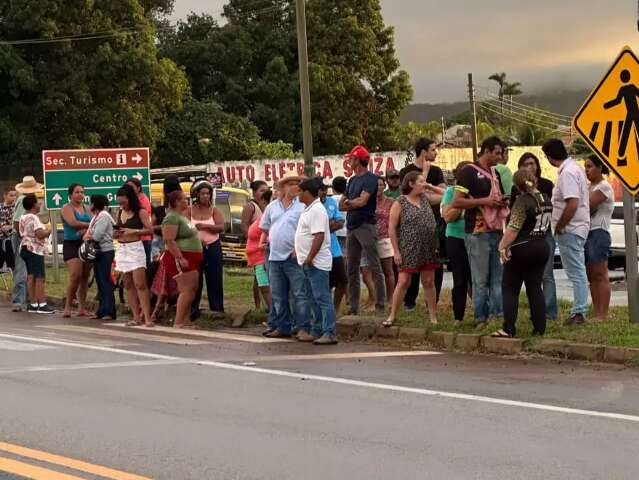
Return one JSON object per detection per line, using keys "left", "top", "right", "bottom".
{"left": 1, "top": 304, "right": 638, "bottom": 479}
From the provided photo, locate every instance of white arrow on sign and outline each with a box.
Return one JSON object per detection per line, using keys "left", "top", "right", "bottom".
{"left": 134, "top": 172, "right": 144, "bottom": 181}
{"left": 52, "top": 193, "right": 63, "bottom": 206}
{"left": 132, "top": 153, "right": 143, "bottom": 164}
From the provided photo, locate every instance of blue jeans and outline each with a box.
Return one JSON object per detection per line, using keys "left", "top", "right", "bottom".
{"left": 269, "top": 256, "right": 311, "bottom": 334}
{"left": 544, "top": 233, "right": 558, "bottom": 320}
{"left": 465, "top": 232, "right": 503, "bottom": 322}
{"left": 94, "top": 250, "right": 116, "bottom": 319}
{"left": 11, "top": 233, "right": 27, "bottom": 307}
{"left": 191, "top": 240, "right": 224, "bottom": 320}
{"left": 303, "top": 265, "right": 336, "bottom": 338}
{"left": 556, "top": 232, "right": 589, "bottom": 316}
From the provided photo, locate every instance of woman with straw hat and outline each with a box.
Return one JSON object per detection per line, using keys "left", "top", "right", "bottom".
{"left": 11, "top": 176, "right": 44, "bottom": 312}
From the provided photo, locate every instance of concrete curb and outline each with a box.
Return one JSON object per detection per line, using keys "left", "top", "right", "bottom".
{"left": 2, "top": 291, "right": 638, "bottom": 367}
{"left": 332, "top": 316, "right": 639, "bottom": 367}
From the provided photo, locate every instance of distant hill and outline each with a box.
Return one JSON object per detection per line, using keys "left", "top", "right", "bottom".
{"left": 401, "top": 89, "right": 591, "bottom": 124}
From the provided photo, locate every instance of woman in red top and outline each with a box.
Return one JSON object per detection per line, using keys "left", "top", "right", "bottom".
{"left": 245, "top": 189, "right": 272, "bottom": 312}
{"left": 361, "top": 176, "right": 396, "bottom": 304}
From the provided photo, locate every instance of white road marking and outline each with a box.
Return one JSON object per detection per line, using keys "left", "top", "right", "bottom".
{"left": 104, "top": 323, "right": 291, "bottom": 344}
{"left": 0, "top": 359, "right": 188, "bottom": 375}
{"left": 250, "top": 351, "right": 443, "bottom": 361}
{"left": 0, "top": 339, "right": 55, "bottom": 351}
{"left": 37, "top": 325, "right": 210, "bottom": 345}
{"left": 1, "top": 332, "right": 638, "bottom": 424}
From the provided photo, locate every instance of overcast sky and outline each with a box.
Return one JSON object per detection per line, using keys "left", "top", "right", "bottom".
{"left": 171, "top": 0, "right": 637, "bottom": 103}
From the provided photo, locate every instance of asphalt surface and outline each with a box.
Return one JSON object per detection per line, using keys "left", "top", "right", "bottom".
{"left": 1, "top": 305, "right": 638, "bottom": 479}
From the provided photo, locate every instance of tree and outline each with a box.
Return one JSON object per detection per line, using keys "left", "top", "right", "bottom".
{"left": 488, "top": 72, "right": 507, "bottom": 102}
{"left": 159, "top": 0, "right": 412, "bottom": 154}
{"left": 394, "top": 121, "right": 441, "bottom": 150}
{"left": 156, "top": 100, "right": 262, "bottom": 167}
{"left": 0, "top": 0, "right": 189, "bottom": 168}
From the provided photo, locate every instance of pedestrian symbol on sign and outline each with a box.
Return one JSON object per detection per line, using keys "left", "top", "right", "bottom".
{"left": 603, "top": 69, "right": 639, "bottom": 165}
{"left": 116, "top": 153, "right": 127, "bottom": 166}
{"left": 573, "top": 46, "right": 639, "bottom": 194}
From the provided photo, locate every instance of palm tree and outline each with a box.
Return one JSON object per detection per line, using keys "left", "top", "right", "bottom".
{"left": 488, "top": 72, "right": 507, "bottom": 101}
{"left": 502, "top": 81, "right": 523, "bottom": 115}
{"left": 489, "top": 72, "right": 507, "bottom": 113}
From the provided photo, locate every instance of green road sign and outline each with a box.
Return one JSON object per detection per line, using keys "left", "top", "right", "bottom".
{"left": 42, "top": 148, "right": 151, "bottom": 210}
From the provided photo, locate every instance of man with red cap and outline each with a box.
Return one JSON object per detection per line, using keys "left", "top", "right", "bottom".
{"left": 339, "top": 145, "right": 386, "bottom": 314}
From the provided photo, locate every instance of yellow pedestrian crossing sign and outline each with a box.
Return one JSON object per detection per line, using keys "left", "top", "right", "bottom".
{"left": 573, "top": 46, "right": 639, "bottom": 194}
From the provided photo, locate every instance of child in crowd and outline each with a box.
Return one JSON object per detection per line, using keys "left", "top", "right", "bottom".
{"left": 18, "top": 194, "right": 54, "bottom": 314}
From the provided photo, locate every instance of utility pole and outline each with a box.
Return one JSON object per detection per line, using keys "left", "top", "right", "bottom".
{"left": 441, "top": 116, "right": 446, "bottom": 146}
{"left": 468, "top": 73, "right": 479, "bottom": 161}
{"left": 295, "top": 0, "right": 315, "bottom": 177}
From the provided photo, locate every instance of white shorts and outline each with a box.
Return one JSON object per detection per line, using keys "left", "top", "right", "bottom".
{"left": 115, "top": 241, "right": 147, "bottom": 273}
{"left": 361, "top": 237, "right": 394, "bottom": 267}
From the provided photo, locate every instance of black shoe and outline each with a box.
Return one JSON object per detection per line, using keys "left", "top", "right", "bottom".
{"left": 36, "top": 304, "right": 55, "bottom": 315}
{"left": 262, "top": 328, "right": 276, "bottom": 337}
{"left": 26, "top": 304, "right": 39, "bottom": 314}
{"left": 564, "top": 313, "right": 585, "bottom": 326}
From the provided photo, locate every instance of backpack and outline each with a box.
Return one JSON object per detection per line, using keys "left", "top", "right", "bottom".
{"left": 469, "top": 164, "right": 510, "bottom": 231}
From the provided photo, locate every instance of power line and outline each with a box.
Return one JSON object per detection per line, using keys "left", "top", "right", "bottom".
{"left": 479, "top": 89, "right": 574, "bottom": 121}
{"left": 478, "top": 103, "right": 570, "bottom": 132}
{"left": 0, "top": 1, "right": 290, "bottom": 47}
{"left": 479, "top": 97, "right": 568, "bottom": 128}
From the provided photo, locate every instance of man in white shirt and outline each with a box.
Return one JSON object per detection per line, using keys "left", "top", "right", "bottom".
{"left": 296, "top": 177, "right": 337, "bottom": 345}
{"left": 543, "top": 138, "right": 590, "bottom": 325}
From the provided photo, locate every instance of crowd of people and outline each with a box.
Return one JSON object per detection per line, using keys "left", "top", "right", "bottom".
{"left": 0, "top": 175, "right": 226, "bottom": 329}
{"left": 0, "top": 135, "right": 616, "bottom": 341}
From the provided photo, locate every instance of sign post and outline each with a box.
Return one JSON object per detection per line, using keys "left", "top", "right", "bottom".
{"left": 50, "top": 211, "right": 60, "bottom": 283}
{"left": 573, "top": 46, "right": 639, "bottom": 323}
{"left": 42, "top": 148, "right": 151, "bottom": 210}
{"left": 623, "top": 190, "right": 639, "bottom": 323}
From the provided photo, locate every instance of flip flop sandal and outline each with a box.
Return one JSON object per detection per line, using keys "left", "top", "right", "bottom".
{"left": 490, "top": 329, "right": 512, "bottom": 338}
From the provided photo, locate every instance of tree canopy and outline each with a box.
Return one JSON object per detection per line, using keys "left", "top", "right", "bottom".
{"left": 0, "top": 0, "right": 188, "bottom": 167}
{"left": 159, "top": 0, "right": 413, "bottom": 155}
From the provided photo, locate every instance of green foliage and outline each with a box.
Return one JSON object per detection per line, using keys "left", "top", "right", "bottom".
{"left": 159, "top": 0, "right": 412, "bottom": 155}
{"left": 0, "top": 0, "right": 189, "bottom": 168}
{"left": 253, "top": 140, "right": 299, "bottom": 159}
{"left": 394, "top": 121, "right": 441, "bottom": 150}
{"left": 156, "top": 100, "right": 261, "bottom": 167}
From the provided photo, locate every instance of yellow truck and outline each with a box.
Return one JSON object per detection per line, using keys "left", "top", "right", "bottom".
{"left": 150, "top": 183, "right": 250, "bottom": 264}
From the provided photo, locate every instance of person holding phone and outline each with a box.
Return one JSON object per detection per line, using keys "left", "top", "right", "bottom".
{"left": 162, "top": 190, "right": 203, "bottom": 329}
{"left": 114, "top": 184, "right": 154, "bottom": 327}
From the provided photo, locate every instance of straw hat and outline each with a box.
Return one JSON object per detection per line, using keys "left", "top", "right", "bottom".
{"left": 276, "top": 170, "right": 304, "bottom": 188}
{"left": 15, "top": 176, "right": 43, "bottom": 194}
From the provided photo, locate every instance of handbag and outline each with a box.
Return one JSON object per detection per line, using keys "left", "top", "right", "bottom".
{"left": 79, "top": 211, "right": 109, "bottom": 263}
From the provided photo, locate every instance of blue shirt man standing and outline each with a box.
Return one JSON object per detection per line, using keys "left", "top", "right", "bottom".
{"left": 259, "top": 171, "right": 312, "bottom": 341}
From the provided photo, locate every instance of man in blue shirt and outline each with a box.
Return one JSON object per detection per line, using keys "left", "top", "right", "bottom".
{"left": 319, "top": 182, "right": 347, "bottom": 315}
{"left": 259, "top": 171, "right": 313, "bottom": 340}
{"left": 339, "top": 145, "right": 386, "bottom": 315}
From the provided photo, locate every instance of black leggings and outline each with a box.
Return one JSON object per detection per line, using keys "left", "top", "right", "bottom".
{"left": 502, "top": 239, "right": 550, "bottom": 337}
{"left": 446, "top": 236, "right": 471, "bottom": 321}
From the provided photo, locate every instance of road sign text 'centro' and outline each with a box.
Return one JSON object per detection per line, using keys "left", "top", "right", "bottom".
{"left": 42, "top": 148, "right": 151, "bottom": 210}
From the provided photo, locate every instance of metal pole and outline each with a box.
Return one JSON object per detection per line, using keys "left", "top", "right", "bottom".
{"left": 623, "top": 189, "right": 639, "bottom": 323}
{"left": 50, "top": 210, "right": 60, "bottom": 283}
{"left": 468, "top": 73, "right": 479, "bottom": 161}
{"left": 295, "top": 0, "right": 315, "bottom": 177}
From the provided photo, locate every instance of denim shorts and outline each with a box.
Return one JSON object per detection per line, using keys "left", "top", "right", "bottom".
{"left": 584, "top": 229, "right": 610, "bottom": 265}
{"left": 20, "top": 247, "right": 45, "bottom": 279}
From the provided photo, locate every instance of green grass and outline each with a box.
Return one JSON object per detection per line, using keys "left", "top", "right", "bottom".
{"left": 4, "top": 266, "right": 639, "bottom": 348}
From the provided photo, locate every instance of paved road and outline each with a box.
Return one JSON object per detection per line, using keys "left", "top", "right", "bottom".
{"left": 0, "top": 305, "right": 638, "bottom": 479}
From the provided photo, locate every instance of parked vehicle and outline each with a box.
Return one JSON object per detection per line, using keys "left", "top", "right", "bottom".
{"left": 608, "top": 202, "right": 639, "bottom": 270}
{"left": 150, "top": 182, "right": 250, "bottom": 264}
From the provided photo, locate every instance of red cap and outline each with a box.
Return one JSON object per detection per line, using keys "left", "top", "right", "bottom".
{"left": 345, "top": 145, "right": 370, "bottom": 162}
